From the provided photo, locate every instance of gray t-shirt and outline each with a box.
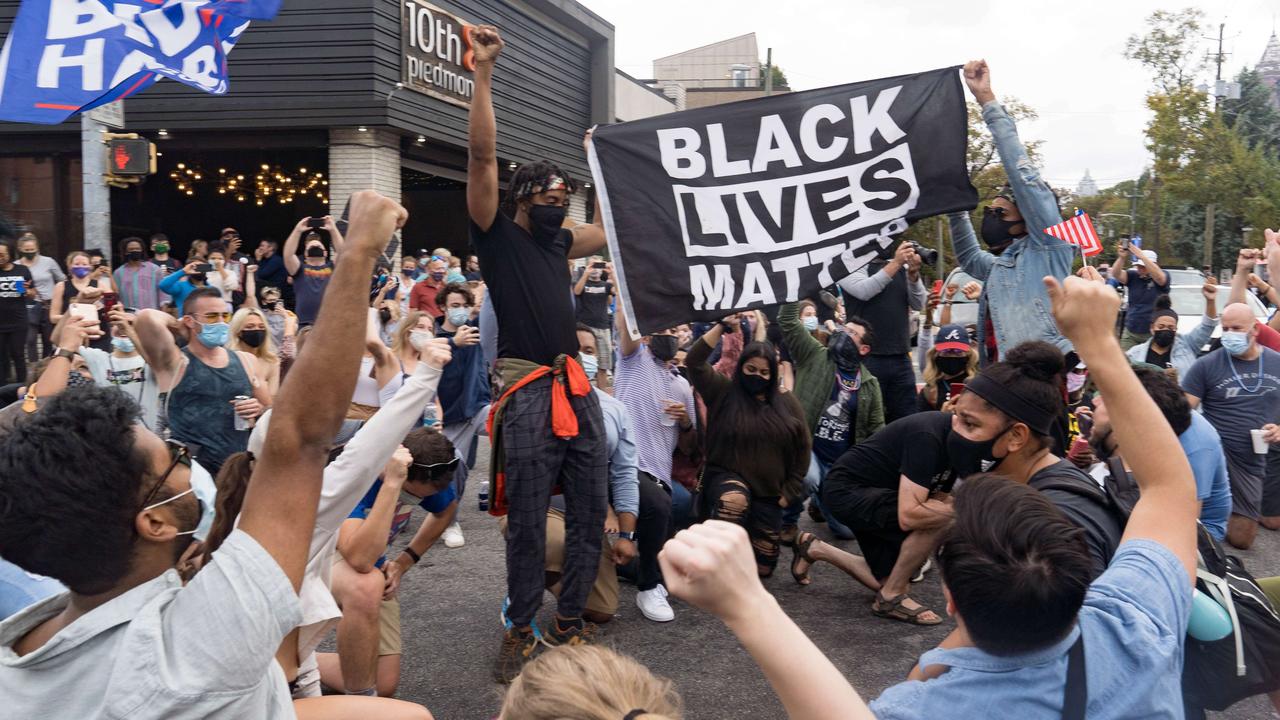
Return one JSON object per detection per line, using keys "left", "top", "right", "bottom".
{"left": 1182, "top": 346, "right": 1280, "bottom": 471}
{"left": 0, "top": 530, "right": 300, "bottom": 719}
{"left": 18, "top": 255, "right": 64, "bottom": 302}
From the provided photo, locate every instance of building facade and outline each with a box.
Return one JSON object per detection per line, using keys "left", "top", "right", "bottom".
{"left": 0, "top": 0, "right": 614, "bottom": 262}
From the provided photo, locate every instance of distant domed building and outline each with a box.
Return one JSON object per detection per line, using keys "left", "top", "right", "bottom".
{"left": 1075, "top": 169, "right": 1099, "bottom": 198}
{"left": 1256, "top": 32, "right": 1280, "bottom": 108}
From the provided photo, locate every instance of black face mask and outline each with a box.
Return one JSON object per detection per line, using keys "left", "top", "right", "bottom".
{"left": 378, "top": 307, "right": 393, "bottom": 324}
{"left": 935, "top": 355, "right": 969, "bottom": 378}
{"left": 946, "top": 424, "right": 1011, "bottom": 476}
{"left": 1152, "top": 329, "right": 1176, "bottom": 348}
{"left": 238, "top": 329, "right": 266, "bottom": 348}
{"left": 124, "top": 251, "right": 144, "bottom": 263}
{"left": 306, "top": 246, "right": 326, "bottom": 258}
{"left": 528, "top": 204, "right": 567, "bottom": 243}
{"left": 827, "top": 332, "right": 862, "bottom": 373}
{"left": 648, "top": 334, "right": 678, "bottom": 362}
{"left": 980, "top": 212, "right": 1021, "bottom": 252}
{"left": 739, "top": 372, "right": 771, "bottom": 397}
{"left": 18, "top": 251, "right": 36, "bottom": 260}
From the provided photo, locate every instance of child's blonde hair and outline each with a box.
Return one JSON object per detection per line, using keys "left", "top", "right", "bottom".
{"left": 500, "top": 645, "right": 683, "bottom": 720}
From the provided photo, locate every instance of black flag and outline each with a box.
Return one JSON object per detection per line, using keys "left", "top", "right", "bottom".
{"left": 588, "top": 66, "right": 977, "bottom": 336}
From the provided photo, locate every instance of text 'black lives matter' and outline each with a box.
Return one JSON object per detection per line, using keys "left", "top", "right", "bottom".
{"left": 588, "top": 66, "right": 977, "bottom": 336}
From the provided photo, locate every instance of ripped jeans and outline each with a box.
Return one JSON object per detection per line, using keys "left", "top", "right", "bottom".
{"left": 703, "top": 466, "right": 783, "bottom": 576}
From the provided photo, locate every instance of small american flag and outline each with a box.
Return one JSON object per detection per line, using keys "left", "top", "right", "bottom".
{"left": 1044, "top": 210, "right": 1103, "bottom": 257}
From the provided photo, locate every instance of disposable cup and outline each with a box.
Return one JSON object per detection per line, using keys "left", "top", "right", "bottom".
{"left": 1251, "top": 428, "right": 1268, "bottom": 455}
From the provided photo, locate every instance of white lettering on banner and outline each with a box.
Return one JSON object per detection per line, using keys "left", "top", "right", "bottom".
{"left": 686, "top": 218, "right": 905, "bottom": 310}
{"left": 38, "top": 39, "right": 105, "bottom": 90}
{"left": 672, "top": 142, "right": 919, "bottom": 259}
{"left": 140, "top": 2, "right": 200, "bottom": 57}
{"left": 656, "top": 86, "right": 905, "bottom": 180}
{"left": 110, "top": 5, "right": 154, "bottom": 47}
{"left": 47, "top": 0, "right": 116, "bottom": 40}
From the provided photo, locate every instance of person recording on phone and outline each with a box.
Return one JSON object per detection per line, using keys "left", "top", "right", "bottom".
{"left": 574, "top": 257, "right": 615, "bottom": 380}
{"left": 836, "top": 239, "right": 926, "bottom": 423}
{"left": 283, "top": 216, "right": 344, "bottom": 326}
{"left": 51, "top": 250, "right": 116, "bottom": 353}
{"left": 158, "top": 256, "right": 215, "bottom": 315}
{"left": 1110, "top": 237, "right": 1170, "bottom": 351}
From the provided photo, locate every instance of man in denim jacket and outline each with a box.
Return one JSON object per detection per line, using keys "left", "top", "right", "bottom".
{"left": 947, "top": 60, "right": 1074, "bottom": 364}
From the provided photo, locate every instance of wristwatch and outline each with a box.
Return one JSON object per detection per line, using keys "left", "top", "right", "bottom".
{"left": 616, "top": 531, "right": 638, "bottom": 542}
{"left": 53, "top": 348, "right": 76, "bottom": 361}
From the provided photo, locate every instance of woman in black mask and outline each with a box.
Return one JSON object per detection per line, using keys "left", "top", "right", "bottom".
{"left": 685, "top": 322, "right": 811, "bottom": 577}
{"left": 918, "top": 323, "right": 978, "bottom": 411}
{"left": 948, "top": 340, "right": 1122, "bottom": 577}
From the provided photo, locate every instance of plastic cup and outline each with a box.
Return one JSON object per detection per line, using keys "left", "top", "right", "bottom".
{"left": 659, "top": 398, "right": 676, "bottom": 427}
{"left": 1251, "top": 428, "right": 1269, "bottom": 455}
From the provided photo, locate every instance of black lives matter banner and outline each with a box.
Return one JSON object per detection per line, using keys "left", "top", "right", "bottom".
{"left": 588, "top": 67, "right": 977, "bottom": 336}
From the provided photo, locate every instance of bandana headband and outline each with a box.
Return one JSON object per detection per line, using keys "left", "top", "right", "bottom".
{"left": 513, "top": 173, "right": 571, "bottom": 201}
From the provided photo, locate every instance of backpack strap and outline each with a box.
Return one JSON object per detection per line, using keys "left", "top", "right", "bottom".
{"left": 1062, "top": 634, "right": 1087, "bottom": 720}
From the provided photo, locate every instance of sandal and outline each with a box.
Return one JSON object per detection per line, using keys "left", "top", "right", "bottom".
{"left": 791, "top": 532, "right": 817, "bottom": 586}
{"left": 871, "top": 591, "right": 943, "bottom": 626}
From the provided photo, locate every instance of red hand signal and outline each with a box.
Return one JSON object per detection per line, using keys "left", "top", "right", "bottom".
{"left": 113, "top": 144, "right": 131, "bottom": 171}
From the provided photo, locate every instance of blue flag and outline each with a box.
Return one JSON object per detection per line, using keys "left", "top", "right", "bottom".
{"left": 0, "top": 0, "right": 281, "bottom": 125}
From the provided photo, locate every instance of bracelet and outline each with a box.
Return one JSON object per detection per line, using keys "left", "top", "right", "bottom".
{"left": 402, "top": 547, "right": 421, "bottom": 564}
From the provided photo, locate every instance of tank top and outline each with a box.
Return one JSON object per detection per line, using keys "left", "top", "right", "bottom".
{"left": 167, "top": 348, "right": 253, "bottom": 474}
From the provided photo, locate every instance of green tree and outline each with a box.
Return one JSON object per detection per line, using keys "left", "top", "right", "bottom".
{"left": 758, "top": 62, "right": 788, "bottom": 89}
{"left": 1124, "top": 8, "right": 1205, "bottom": 93}
{"left": 1222, "top": 68, "right": 1280, "bottom": 154}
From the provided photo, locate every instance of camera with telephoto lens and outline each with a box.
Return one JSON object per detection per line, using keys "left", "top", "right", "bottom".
{"left": 909, "top": 241, "right": 939, "bottom": 266}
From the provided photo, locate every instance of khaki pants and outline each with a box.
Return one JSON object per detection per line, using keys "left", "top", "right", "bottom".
{"left": 1119, "top": 328, "right": 1150, "bottom": 352}
{"left": 377, "top": 596, "right": 401, "bottom": 656}
{"left": 500, "top": 508, "right": 617, "bottom": 617}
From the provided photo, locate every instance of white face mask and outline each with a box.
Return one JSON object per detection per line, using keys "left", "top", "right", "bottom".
{"left": 410, "top": 330, "right": 434, "bottom": 352}
{"left": 142, "top": 459, "right": 217, "bottom": 541}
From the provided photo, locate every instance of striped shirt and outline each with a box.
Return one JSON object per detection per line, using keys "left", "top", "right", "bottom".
{"left": 614, "top": 344, "right": 695, "bottom": 486}
{"left": 113, "top": 262, "right": 163, "bottom": 310}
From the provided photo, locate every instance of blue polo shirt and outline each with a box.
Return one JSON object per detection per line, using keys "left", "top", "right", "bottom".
{"left": 348, "top": 479, "right": 456, "bottom": 568}
{"left": 870, "top": 540, "right": 1190, "bottom": 720}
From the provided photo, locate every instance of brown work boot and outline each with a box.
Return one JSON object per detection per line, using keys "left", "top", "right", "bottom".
{"left": 494, "top": 626, "right": 542, "bottom": 684}
{"left": 544, "top": 616, "right": 599, "bottom": 647}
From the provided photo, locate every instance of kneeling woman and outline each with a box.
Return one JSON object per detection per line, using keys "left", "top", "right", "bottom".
{"left": 686, "top": 322, "right": 810, "bottom": 576}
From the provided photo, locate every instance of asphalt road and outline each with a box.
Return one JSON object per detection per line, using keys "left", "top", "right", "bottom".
{"left": 367, "top": 439, "right": 1280, "bottom": 719}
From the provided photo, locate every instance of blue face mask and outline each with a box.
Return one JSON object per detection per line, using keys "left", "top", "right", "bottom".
{"left": 111, "top": 336, "right": 136, "bottom": 354}
{"left": 579, "top": 352, "right": 599, "bottom": 379}
{"left": 446, "top": 307, "right": 470, "bottom": 327}
{"left": 197, "top": 321, "right": 230, "bottom": 348}
{"left": 802, "top": 316, "right": 819, "bottom": 332}
{"left": 1221, "top": 331, "right": 1251, "bottom": 357}
{"left": 142, "top": 459, "right": 217, "bottom": 541}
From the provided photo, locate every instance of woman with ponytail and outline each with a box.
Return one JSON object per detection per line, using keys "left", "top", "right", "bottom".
{"left": 948, "top": 340, "right": 1124, "bottom": 577}
{"left": 685, "top": 321, "right": 810, "bottom": 577}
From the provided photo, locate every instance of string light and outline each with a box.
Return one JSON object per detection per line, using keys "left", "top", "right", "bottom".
{"left": 163, "top": 160, "right": 329, "bottom": 205}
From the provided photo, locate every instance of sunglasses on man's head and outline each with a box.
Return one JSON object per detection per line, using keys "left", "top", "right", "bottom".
{"left": 192, "top": 311, "right": 232, "bottom": 323}
{"left": 412, "top": 457, "right": 459, "bottom": 474}
{"left": 982, "top": 205, "right": 1008, "bottom": 218}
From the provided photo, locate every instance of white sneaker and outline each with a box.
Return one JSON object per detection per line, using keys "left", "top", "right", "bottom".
{"left": 911, "top": 557, "right": 932, "bottom": 584}
{"left": 636, "top": 587, "right": 675, "bottom": 622}
{"left": 443, "top": 522, "right": 465, "bottom": 549}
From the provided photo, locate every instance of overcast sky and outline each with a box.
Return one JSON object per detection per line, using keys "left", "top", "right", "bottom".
{"left": 581, "top": 0, "right": 1280, "bottom": 193}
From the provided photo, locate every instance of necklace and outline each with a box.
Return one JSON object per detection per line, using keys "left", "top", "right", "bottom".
{"left": 1227, "top": 353, "right": 1264, "bottom": 394}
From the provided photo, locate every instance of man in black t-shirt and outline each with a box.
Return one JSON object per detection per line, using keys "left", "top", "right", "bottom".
{"left": 822, "top": 411, "right": 957, "bottom": 625}
{"left": 574, "top": 257, "right": 615, "bottom": 378}
{"left": 467, "top": 24, "right": 610, "bottom": 684}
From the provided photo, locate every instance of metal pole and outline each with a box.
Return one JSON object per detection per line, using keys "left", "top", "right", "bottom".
{"left": 764, "top": 48, "right": 773, "bottom": 96}
{"left": 1203, "top": 203, "right": 1216, "bottom": 271}
{"left": 936, "top": 215, "right": 946, "bottom": 279}
{"left": 81, "top": 114, "right": 110, "bottom": 255}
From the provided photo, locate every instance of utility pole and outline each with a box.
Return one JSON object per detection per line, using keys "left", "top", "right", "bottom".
{"left": 80, "top": 114, "right": 110, "bottom": 257}
{"left": 764, "top": 47, "right": 773, "bottom": 96}
{"left": 936, "top": 216, "right": 946, "bottom": 279}
{"left": 1151, "top": 174, "right": 1162, "bottom": 258}
{"left": 1203, "top": 203, "right": 1216, "bottom": 271}
{"left": 1201, "top": 23, "right": 1228, "bottom": 270}
{"left": 1125, "top": 188, "right": 1140, "bottom": 237}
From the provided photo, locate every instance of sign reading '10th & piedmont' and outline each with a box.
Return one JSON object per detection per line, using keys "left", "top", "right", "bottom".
{"left": 402, "top": 0, "right": 476, "bottom": 108}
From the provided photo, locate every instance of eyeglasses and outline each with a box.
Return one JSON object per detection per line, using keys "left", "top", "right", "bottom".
{"left": 139, "top": 439, "right": 194, "bottom": 510}
{"left": 412, "top": 457, "right": 459, "bottom": 473}
{"left": 193, "top": 311, "right": 232, "bottom": 323}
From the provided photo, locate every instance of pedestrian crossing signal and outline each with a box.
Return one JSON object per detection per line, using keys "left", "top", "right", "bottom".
{"left": 104, "top": 136, "right": 156, "bottom": 177}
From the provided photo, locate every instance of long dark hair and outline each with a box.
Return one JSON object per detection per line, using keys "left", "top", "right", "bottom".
{"left": 707, "top": 340, "right": 808, "bottom": 468}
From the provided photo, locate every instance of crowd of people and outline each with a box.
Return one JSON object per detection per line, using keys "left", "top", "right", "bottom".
{"left": 0, "top": 34, "right": 1278, "bottom": 720}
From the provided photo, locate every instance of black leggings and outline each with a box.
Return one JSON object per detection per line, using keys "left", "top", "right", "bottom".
{"left": 636, "top": 474, "right": 673, "bottom": 591}
{"left": 704, "top": 467, "right": 783, "bottom": 575}
{"left": 0, "top": 327, "right": 27, "bottom": 384}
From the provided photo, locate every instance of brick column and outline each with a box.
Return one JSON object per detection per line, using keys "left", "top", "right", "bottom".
{"left": 328, "top": 128, "right": 403, "bottom": 263}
